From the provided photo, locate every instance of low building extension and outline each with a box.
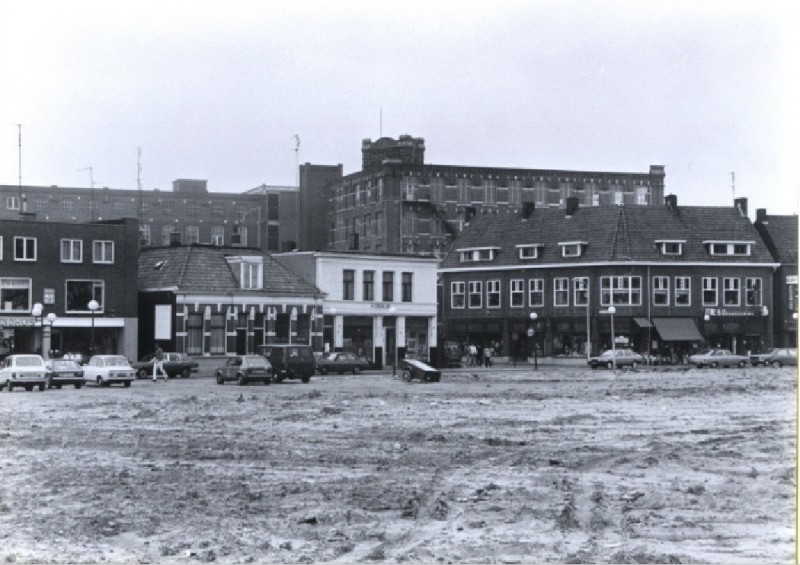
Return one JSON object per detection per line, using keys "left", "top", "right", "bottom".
{"left": 137, "top": 245, "right": 324, "bottom": 358}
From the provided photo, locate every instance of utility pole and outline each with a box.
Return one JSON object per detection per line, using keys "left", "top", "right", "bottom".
{"left": 137, "top": 147, "right": 143, "bottom": 224}
{"left": 294, "top": 135, "right": 300, "bottom": 187}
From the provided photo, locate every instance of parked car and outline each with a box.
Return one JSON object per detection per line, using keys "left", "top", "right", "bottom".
{"left": 316, "top": 351, "right": 371, "bottom": 375}
{"left": 0, "top": 354, "right": 48, "bottom": 392}
{"left": 131, "top": 352, "right": 199, "bottom": 379}
{"left": 588, "top": 349, "right": 644, "bottom": 369}
{"left": 688, "top": 349, "right": 749, "bottom": 368}
{"left": 215, "top": 355, "right": 273, "bottom": 385}
{"left": 760, "top": 347, "right": 797, "bottom": 368}
{"left": 750, "top": 348, "right": 797, "bottom": 367}
{"left": 256, "top": 344, "right": 315, "bottom": 383}
{"left": 45, "top": 358, "right": 85, "bottom": 389}
{"left": 82, "top": 355, "right": 136, "bottom": 387}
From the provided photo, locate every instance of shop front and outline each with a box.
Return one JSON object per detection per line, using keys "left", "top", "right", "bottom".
{"left": 702, "top": 307, "right": 771, "bottom": 355}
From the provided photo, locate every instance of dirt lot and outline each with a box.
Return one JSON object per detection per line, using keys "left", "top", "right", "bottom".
{"left": 0, "top": 365, "right": 795, "bottom": 564}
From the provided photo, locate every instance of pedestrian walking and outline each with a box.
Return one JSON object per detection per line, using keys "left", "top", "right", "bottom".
{"left": 484, "top": 346, "right": 493, "bottom": 368}
{"left": 468, "top": 343, "right": 478, "bottom": 367}
{"left": 152, "top": 344, "right": 167, "bottom": 382}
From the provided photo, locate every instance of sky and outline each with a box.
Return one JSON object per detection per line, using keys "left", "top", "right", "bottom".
{"left": 1, "top": 0, "right": 798, "bottom": 217}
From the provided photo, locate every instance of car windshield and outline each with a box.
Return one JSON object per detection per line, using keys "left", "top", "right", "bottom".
{"left": 14, "top": 356, "right": 43, "bottom": 367}
{"left": 104, "top": 356, "right": 129, "bottom": 366}
{"left": 51, "top": 360, "right": 79, "bottom": 369}
{"left": 244, "top": 357, "right": 269, "bottom": 367}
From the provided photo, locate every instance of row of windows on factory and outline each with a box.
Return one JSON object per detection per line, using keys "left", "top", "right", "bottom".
{"left": 138, "top": 224, "right": 280, "bottom": 249}
{"left": 449, "top": 276, "right": 763, "bottom": 309}
{"left": 332, "top": 177, "right": 651, "bottom": 211}
{"left": 5, "top": 194, "right": 280, "bottom": 221}
{"left": 341, "top": 270, "right": 414, "bottom": 303}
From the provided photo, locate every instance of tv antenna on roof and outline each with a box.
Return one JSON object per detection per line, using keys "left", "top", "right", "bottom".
{"left": 730, "top": 171, "right": 735, "bottom": 199}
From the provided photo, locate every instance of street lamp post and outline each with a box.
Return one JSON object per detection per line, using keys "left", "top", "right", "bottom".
{"left": 607, "top": 306, "right": 617, "bottom": 370}
{"left": 43, "top": 312, "right": 57, "bottom": 359}
{"left": 32, "top": 302, "right": 43, "bottom": 354}
{"left": 529, "top": 312, "right": 538, "bottom": 370}
{"left": 88, "top": 299, "right": 99, "bottom": 356}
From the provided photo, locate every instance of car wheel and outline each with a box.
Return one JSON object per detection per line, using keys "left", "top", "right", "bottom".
{"left": 137, "top": 369, "right": 149, "bottom": 380}
{"left": 710, "top": 362, "right": 718, "bottom": 368}
{"left": 275, "top": 375, "right": 283, "bottom": 384}
{"left": 75, "top": 383, "right": 83, "bottom": 390}
{"left": 181, "top": 368, "right": 191, "bottom": 378}
{"left": 25, "top": 385, "right": 33, "bottom": 391}
{"left": 319, "top": 366, "right": 329, "bottom": 375}
{"left": 38, "top": 384, "right": 45, "bottom": 392}
{"left": 97, "top": 377, "right": 104, "bottom": 387}
{"left": 237, "top": 374, "right": 247, "bottom": 386}
{"left": 737, "top": 361, "right": 745, "bottom": 368}
{"left": 772, "top": 360, "right": 782, "bottom": 369}
{"left": 215, "top": 372, "right": 224, "bottom": 385}
{"left": 353, "top": 366, "right": 361, "bottom": 375}
{"left": 402, "top": 370, "right": 412, "bottom": 382}
{"left": 606, "top": 361, "right": 614, "bottom": 369}
{"left": 5, "top": 383, "right": 11, "bottom": 392}
{"left": 123, "top": 381, "right": 131, "bottom": 387}
{"left": 631, "top": 361, "right": 638, "bottom": 369}
{"left": 264, "top": 377, "right": 271, "bottom": 386}
{"left": 56, "top": 384, "right": 62, "bottom": 389}
{"left": 301, "top": 375, "right": 311, "bottom": 383}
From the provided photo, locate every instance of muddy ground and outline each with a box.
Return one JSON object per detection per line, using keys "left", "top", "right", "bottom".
{"left": 0, "top": 366, "right": 795, "bottom": 564}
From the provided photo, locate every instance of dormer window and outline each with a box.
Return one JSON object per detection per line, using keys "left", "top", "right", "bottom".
{"left": 558, "top": 241, "right": 587, "bottom": 258}
{"left": 703, "top": 240, "right": 753, "bottom": 256}
{"left": 226, "top": 255, "right": 263, "bottom": 289}
{"left": 458, "top": 246, "right": 499, "bottom": 263}
{"left": 655, "top": 239, "right": 685, "bottom": 256}
{"left": 516, "top": 243, "right": 544, "bottom": 260}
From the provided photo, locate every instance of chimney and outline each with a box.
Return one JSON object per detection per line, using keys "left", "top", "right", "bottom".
{"left": 665, "top": 194, "right": 678, "bottom": 211}
{"left": 522, "top": 202, "right": 535, "bottom": 219}
{"left": 734, "top": 197, "right": 748, "bottom": 217}
{"left": 756, "top": 208, "right": 768, "bottom": 224}
{"left": 565, "top": 196, "right": 579, "bottom": 217}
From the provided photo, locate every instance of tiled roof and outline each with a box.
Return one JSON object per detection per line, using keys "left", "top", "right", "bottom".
{"left": 440, "top": 204, "right": 776, "bottom": 269}
{"left": 755, "top": 215, "right": 799, "bottom": 264}
{"left": 138, "top": 246, "right": 323, "bottom": 297}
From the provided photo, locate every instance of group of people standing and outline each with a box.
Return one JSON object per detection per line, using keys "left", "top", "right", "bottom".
{"left": 464, "top": 342, "right": 496, "bottom": 367}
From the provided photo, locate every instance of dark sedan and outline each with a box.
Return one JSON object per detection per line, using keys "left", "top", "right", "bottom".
{"left": 45, "top": 358, "right": 85, "bottom": 389}
{"left": 316, "top": 352, "right": 371, "bottom": 375}
{"left": 131, "top": 352, "right": 199, "bottom": 379}
{"left": 761, "top": 348, "right": 797, "bottom": 368}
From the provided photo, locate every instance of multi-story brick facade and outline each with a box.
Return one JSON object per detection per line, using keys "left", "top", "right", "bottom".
{"left": 1, "top": 179, "right": 299, "bottom": 253}
{"left": 301, "top": 134, "right": 666, "bottom": 256}
{"left": 439, "top": 196, "right": 777, "bottom": 363}
{"left": 0, "top": 217, "right": 140, "bottom": 359}
{"left": 754, "top": 209, "right": 799, "bottom": 347}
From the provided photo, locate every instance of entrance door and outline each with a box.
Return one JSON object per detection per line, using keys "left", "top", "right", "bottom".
{"left": 385, "top": 327, "right": 396, "bottom": 367}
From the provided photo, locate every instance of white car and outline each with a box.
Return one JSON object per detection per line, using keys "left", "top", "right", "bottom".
{"left": 82, "top": 355, "right": 135, "bottom": 387}
{"left": 0, "top": 354, "right": 48, "bottom": 392}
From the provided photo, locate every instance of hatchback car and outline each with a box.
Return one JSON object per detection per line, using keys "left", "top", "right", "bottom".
{"left": 45, "top": 358, "right": 85, "bottom": 389}
{"left": 82, "top": 355, "right": 136, "bottom": 387}
{"left": 316, "top": 352, "right": 371, "bottom": 375}
{"left": 215, "top": 355, "right": 273, "bottom": 385}
{"left": 688, "top": 349, "right": 749, "bottom": 368}
{"left": 588, "top": 349, "right": 644, "bottom": 369}
{"left": 0, "top": 354, "right": 48, "bottom": 392}
{"left": 761, "top": 348, "right": 797, "bottom": 368}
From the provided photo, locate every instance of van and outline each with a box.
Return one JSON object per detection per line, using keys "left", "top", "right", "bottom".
{"left": 256, "top": 344, "right": 315, "bottom": 383}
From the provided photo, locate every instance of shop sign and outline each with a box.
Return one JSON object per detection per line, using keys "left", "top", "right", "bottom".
{"left": 705, "top": 307, "right": 763, "bottom": 317}
{"left": 0, "top": 316, "right": 35, "bottom": 327}
{"left": 371, "top": 303, "right": 393, "bottom": 309}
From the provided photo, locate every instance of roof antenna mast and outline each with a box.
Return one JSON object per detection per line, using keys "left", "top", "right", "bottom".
{"left": 730, "top": 171, "right": 735, "bottom": 200}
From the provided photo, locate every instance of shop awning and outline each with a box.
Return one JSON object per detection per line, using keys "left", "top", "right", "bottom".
{"left": 633, "top": 317, "right": 653, "bottom": 328}
{"left": 653, "top": 318, "right": 704, "bottom": 342}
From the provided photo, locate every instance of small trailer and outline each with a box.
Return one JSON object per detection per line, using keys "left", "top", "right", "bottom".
{"left": 400, "top": 358, "right": 441, "bottom": 383}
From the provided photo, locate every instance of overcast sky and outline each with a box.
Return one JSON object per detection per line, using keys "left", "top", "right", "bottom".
{"left": 1, "top": 1, "right": 798, "bottom": 217}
